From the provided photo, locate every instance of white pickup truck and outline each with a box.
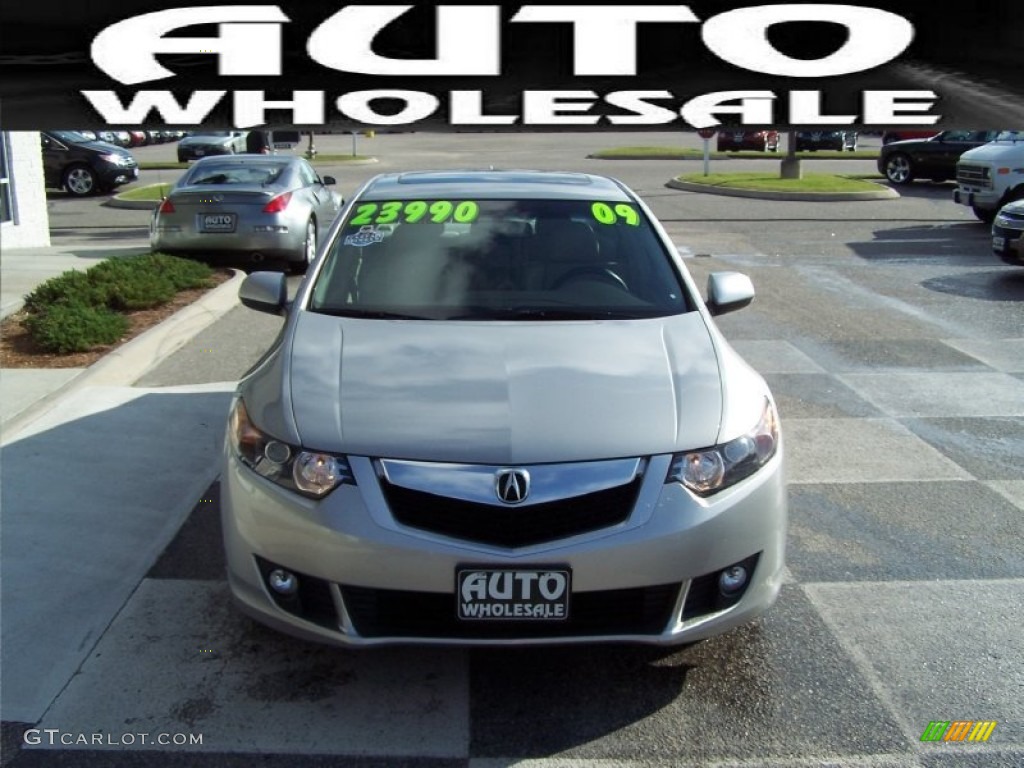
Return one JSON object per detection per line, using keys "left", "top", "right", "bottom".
{"left": 952, "top": 131, "right": 1024, "bottom": 223}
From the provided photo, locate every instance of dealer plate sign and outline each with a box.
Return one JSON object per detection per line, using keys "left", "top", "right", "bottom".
{"left": 457, "top": 567, "right": 570, "bottom": 621}
{"left": 200, "top": 213, "right": 236, "bottom": 233}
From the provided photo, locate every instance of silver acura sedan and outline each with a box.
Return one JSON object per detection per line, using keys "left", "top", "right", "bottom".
{"left": 150, "top": 155, "right": 343, "bottom": 273}
{"left": 222, "top": 170, "right": 786, "bottom": 646}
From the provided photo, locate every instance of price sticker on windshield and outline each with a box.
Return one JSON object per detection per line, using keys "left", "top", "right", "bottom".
{"left": 350, "top": 200, "right": 480, "bottom": 226}
{"left": 591, "top": 202, "right": 640, "bottom": 226}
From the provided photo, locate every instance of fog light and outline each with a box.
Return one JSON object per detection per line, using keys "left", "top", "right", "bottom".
{"left": 719, "top": 566, "right": 748, "bottom": 595}
{"left": 268, "top": 569, "right": 299, "bottom": 596}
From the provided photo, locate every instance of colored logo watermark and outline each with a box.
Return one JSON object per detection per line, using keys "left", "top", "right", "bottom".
{"left": 920, "top": 721, "right": 996, "bottom": 742}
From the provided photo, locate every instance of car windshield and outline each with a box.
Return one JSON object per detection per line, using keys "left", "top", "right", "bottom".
{"left": 310, "top": 198, "right": 690, "bottom": 321}
{"left": 184, "top": 162, "right": 287, "bottom": 186}
{"left": 50, "top": 131, "right": 94, "bottom": 144}
{"left": 994, "top": 131, "right": 1024, "bottom": 141}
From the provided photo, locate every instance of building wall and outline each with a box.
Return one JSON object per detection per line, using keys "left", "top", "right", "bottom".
{"left": 0, "top": 131, "right": 51, "bottom": 249}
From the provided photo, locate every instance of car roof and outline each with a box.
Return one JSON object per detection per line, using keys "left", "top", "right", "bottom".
{"left": 359, "top": 170, "right": 634, "bottom": 202}
{"left": 188, "top": 155, "right": 296, "bottom": 166}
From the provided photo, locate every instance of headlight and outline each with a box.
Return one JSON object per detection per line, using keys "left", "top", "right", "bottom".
{"left": 100, "top": 153, "right": 132, "bottom": 166}
{"left": 667, "top": 398, "right": 779, "bottom": 496}
{"left": 229, "top": 398, "right": 353, "bottom": 498}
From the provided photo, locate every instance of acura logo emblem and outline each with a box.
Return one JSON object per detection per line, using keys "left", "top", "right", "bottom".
{"left": 212, "top": 194, "right": 224, "bottom": 202}
{"left": 495, "top": 469, "right": 530, "bottom": 504}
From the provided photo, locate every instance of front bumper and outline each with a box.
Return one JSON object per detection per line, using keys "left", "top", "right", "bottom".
{"left": 97, "top": 163, "right": 139, "bottom": 187}
{"left": 992, "top": 221, "right": 1024, "bottom": 265}
{"left": 221, "top": 446, "right": 787, "bottom": 647}
{"left": 953, "top": 186, "right": 1000, "bottom": 211}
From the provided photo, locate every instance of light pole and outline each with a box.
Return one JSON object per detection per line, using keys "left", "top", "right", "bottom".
{"left": 305, "top": 130, "right": 317, "bottom": 159}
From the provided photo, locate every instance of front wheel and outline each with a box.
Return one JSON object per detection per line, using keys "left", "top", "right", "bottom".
{"left": 63, "top": 164, "right": 98, "bottom": 196}
{"left": 884, "top": 153, "right": 914, "bottom": 185}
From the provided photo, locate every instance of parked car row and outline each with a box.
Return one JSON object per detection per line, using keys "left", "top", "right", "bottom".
{"left": 716, "top": 131, "right": 780, "bottom": 152}
{"left": 794, "top": 131, "right": 859, "bottom": 152}
{"left": 76, "top": 130, "right": 186, "bottom": 147}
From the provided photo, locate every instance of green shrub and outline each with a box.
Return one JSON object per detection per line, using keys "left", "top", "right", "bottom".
{"left": 87, "top": 258, "right": 176, "bottom": 310}
{"left": 23, "top": 304, "right": 130, "bottom": 353}
{"left": 22, "top": 270, "right": 110, "bottom": 313}
{"left": 23, "top": 255, "right": 214, "bottom": 314}
{"left": 20, "top": 254, "right": 216, "bottom": 353}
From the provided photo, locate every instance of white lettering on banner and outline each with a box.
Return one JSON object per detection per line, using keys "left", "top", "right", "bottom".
{"left": 91, "top": 6, "right": 288, "bottom": 85}
{"left": 509, "top": 6, "right": 701, "bottom": 76}
{"left": 80, "top": 89, "right": 941, "bottom": 127}
{"left": 702, "top": 5, "right": 915, "bottom": 77}
{"left": 90, "top": 4, "right": 916, "bottom": 84}
{"left": 309, "top": 6, "right": 501, "bottom": 76}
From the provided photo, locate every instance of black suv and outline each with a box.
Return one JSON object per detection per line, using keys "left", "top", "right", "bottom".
{"left": 41, "top": 131, "right": 139, "bottom": 196}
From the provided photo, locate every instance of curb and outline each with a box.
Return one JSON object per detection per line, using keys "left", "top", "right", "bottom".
{"left": 105, "top": 196, "right": 159, "bottom": 210}
{"left": 1, "top": 268, "right": 245, "bottom": 441}
{"left": 665, "top": 178, "right": 899, "bottom": 202}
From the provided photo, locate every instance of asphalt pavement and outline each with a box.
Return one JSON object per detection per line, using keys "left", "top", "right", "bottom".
{"left": 1, "top": 132, "right": 1022, "bottom": 767}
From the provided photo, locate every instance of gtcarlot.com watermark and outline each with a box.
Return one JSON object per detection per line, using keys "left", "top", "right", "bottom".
{"left": 24, "top": 729, "right": 203, "bottom": 747}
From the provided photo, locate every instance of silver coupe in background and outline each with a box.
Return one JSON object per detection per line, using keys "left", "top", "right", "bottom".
{"left": 222, "top": 169, "right": 787, "bottom": 646}
{"left": 150, "top": 155, "right": 343, "bottom": 273}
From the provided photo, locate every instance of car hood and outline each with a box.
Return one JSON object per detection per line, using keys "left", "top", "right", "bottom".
{"left": 72, "top": 140, "right": 133, "bottom": 157}
{"left": 959, "top": 141, "right": 1022, "bottom": 163}
{"left": 283, "top": 312, "right": 725, "bottom": 464}
{"left": 1000, "top": 198, "right": 1024, "bottom": 215}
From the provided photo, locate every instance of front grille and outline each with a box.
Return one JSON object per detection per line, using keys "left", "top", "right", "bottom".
{"left": 381, "top": 476, "right": 642, "bottom": 547}
{"left": 341, "top": 583, "right": 680, "bottom": 639}
{"left": 957, "top": 164, "right": 992, "bottom": 188}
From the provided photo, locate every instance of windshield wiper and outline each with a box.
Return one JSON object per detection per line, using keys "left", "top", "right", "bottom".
{"left": 448, "top": 308, "right": 655, "bottom": 321}
{"left": 311, "top": 308, "right": 427, "bottom": 320}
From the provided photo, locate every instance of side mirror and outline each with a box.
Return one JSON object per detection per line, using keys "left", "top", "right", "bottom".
{"left": 706, "top": 271, "right": 754, "bottom": 316}
{"left": 239, "top": 271, "right": 288, "bottom": 315}
{"left": 322, "top": 175, "right": 336, "bottom": 185}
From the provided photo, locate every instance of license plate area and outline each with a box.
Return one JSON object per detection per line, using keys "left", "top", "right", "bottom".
{"left": 457, "top": 567, "right": 570, "bottom": 621}
{"left": 199, "top": 213, "right": 237, "bottom": 233}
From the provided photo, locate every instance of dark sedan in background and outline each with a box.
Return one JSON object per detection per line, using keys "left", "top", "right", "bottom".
{"left": 794, "top": 131, "right": 858, "bottom": 152}
{"left": 40, "top": 131, "right": 139, "bottom": 196}
{"left": 177, "top": 131, "right": 249, "bottom": 162}
{"left": 716, "top": 130, "right": 780, "bottom": 152}
{"left": 150, "top": 155, "right": 343, "bottom": 273}
{"left": 877, "top": 130, "right": 1002, "bottom": 185}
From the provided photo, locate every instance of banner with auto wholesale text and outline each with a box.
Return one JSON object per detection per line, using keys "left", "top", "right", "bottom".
{"left": 1, "top": 1, "right": 1022, "bottom": 130}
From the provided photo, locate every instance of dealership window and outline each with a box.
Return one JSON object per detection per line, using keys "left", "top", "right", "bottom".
{"left": 0, "top": 132, "right": 13, "bottom": 224}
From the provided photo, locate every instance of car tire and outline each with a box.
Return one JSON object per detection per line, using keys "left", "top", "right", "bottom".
{"left": 971, "top": 205, "right": 997, "bottom": 224}
{"left": 884, "top": 153, "right": 914, "bottom": 185}
{"left": 63, "top": 164, "right": 99, "bottom": 196}
{"left": 290, "top": 218, "right": 317, "bottom": 275}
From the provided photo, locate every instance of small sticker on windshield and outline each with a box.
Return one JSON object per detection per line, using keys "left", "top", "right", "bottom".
{"left": 344, "top": 226, "right": 385, "bottom": 247}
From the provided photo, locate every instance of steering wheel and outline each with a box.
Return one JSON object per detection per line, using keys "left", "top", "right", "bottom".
{"left": 552, "top": 266, "right": 629, "bottom": 292}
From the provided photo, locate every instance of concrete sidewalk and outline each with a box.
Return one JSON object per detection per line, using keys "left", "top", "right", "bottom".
{"left": 0, "top": 239, "right": 244, "bottom": 439}
{"left": 1, "top": 239, "right": 247, "bottom": 722}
